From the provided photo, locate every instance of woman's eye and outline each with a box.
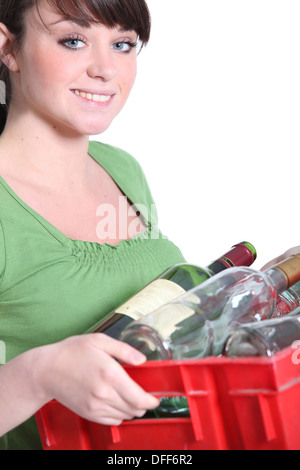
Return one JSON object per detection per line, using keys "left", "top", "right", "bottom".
{"left": 65, "top": 39, "right": 86, "bottom": 49}
{"left": 59, "top": 37, "right": 86, "bottom": 50}
{"left": 112, "top": 41, "right": 136, "bottom": 53}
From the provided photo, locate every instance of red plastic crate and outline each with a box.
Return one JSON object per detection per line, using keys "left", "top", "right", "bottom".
{"left": 35, "top": 347, "right": 300, "bottom": 450}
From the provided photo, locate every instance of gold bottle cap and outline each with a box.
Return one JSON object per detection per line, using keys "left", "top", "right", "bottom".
{"left": 273, "top": 254, "right": 300, "bottom": 288}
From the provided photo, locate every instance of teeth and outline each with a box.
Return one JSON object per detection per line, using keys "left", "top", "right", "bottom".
{"left": 74, "top": 90, "right": 111, "bottom": 103}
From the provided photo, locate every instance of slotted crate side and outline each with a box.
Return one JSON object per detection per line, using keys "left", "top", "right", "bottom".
{"left": 35, "top": 347, "right": 300, "bottom": 450}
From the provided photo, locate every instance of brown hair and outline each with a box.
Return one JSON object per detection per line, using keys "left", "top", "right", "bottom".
{"left": 0, "top": 0, "right": 151, "bottom": 133}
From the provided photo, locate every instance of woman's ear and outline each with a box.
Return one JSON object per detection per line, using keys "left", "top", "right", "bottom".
{"left": 0, "top": 22, "right": 19, "bottom": 73}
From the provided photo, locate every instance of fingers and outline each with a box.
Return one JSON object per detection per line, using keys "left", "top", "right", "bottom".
{"left": 86, "top": 334, "right": 160, "bottom": 420}
{"left": 113, "top": 367, "right": 160, "bottom": 412}
{"left": 281, "top": 246, "right": 300, "bottom": 258}
{"left": 86, "top": 397, "right": 150, "bottom": 426}
{"left": 47, "top": 334, "right": 160, "bottom": 425}
{"left": 261, "top": 246, "right": 300, "bottom": 270}
{"left": 89, "top": 333, "right": 147, "bottom": 365}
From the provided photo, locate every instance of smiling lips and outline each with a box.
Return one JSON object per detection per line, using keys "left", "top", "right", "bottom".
{"left": 73, "top": 89, "right": 113, "bottom": 103}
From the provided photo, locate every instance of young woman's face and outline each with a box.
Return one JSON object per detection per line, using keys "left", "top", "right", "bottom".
{"left": 11, "top": 2, "right": 138, "bottom": 136}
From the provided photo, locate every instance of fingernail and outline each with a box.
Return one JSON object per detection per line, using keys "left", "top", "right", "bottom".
{"left": 131, "top": 351, "right": 146, "bottom": 365}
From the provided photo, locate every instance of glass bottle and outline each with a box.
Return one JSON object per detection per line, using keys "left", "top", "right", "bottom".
{"left": 224, "top": 312, "right": 300, "bottom": 358}
{"left": 271, "top": 282, "right": 300, "bottom": 318}
{"left": 90, "top": 242, "right": 256, "bottom": 339}
{"left": 143, "top": 396, "right": 191, "bottom": 419}
{"left": 120, "top": 254, "right": 300, "bottom": 360}
{"left": 121, "top": 255, "right": 300, "bottom": 420}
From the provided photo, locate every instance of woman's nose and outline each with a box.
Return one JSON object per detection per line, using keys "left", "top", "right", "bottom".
{"left": 87, "top": 47, "right": 117, "bottom": 82}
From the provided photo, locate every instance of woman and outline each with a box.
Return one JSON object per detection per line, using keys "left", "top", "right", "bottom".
{"left": 0, "top": 0, "right": 186, "bottom": 449}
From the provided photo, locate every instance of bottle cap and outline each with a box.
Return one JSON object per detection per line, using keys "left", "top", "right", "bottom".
{"left": 238, "top": 242, "right": 257, "bottom": 262}
{"left": 273, "top": 254, "right": 300, "bottom": 288}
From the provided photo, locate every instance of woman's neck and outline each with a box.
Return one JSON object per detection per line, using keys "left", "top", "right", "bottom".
{"left": 0, "top": 105, "right": 93, "bottom": 188}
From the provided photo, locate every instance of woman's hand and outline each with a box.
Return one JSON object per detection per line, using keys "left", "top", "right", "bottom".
{"left": 261, "top": 246, "right": 300, "bottom": 270}
{"left": 0, "top": 334, "right": 160, "bottom": 437}
{"left": 36, "top": 334, "right": 160, "bottom": 426}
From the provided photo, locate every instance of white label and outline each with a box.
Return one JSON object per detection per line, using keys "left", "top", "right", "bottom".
{"left": 149, "top": 302, "right": 196, "bottom": 339}
{"left": 115, "top": 279, "right": 186, "bottom": 321}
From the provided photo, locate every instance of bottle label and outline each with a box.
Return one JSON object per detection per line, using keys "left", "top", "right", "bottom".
{"left": 115, "top": 279, "right": 186, "bottom": 321}
{"left": 147, "top": 301, "right": 196, "bottom": 339}
{"left": 219, "top": 256, "right": 236, "bottom": 268}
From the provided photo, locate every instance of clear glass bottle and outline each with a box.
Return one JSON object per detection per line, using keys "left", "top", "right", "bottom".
{"left": 271, "top": 282, "right": 300, "bottom": 318}
{"left": 90, "top": 242, "right": 256, "bottom": 339}
{"left": 121, "top": 256, "right": 300, "bottom": 420}
{"left": 120, "top": 254, "right": 300, "bottom": 360}
{"left": 224, "top": 312, "right": 300, "bottom": 357}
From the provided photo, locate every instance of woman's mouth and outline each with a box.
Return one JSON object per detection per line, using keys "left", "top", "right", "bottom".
{"left": 72, "top": 89, "right": 113, "bottom": 103}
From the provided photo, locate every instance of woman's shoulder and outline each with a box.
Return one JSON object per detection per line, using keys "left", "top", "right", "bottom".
{"left": 88, "top": 140, "right": 143, "bottom": 176}
{"left": 88, "top": 140, "right": 154, "bottom": 207}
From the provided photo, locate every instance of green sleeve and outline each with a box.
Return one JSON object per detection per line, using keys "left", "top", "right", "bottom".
{"left": 88, "top": 140, "right": 158, "bottom": 227}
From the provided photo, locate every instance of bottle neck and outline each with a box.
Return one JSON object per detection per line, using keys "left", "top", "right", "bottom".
{"left": 279, "top": 282, "right": 300, "bottom": 308}
{"left": 288, "top": 281, "right": 300, "bottom": 299}
{"left": 266, "top": 254, "right": 300, "bottom": 292}
{"left": 266, "top": 267, "right": 288, "bottom": 295}
{"left": 208, "top": 242, "right": 256, "bottom": 275}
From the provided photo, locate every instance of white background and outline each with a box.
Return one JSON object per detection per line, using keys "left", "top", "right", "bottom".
{"left": 96, "top": 0, "right": 300, "bottom": 269}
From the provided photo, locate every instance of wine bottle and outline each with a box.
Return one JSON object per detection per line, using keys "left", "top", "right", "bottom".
{"left": 120, "top": 254, "right": 300, "bottom": 360}
{"left": 224, "top": 313, "right": 300, "bottom": 358}
{"left": 143, "top": 396, "right": 190, "bottom": 419}
{"left": 90, "top": 242, "right": 256, "bottom": 339}
{"left": 271, "top": 282, "right": 300, "bottom": 318}
{"left": 121, "top": 254, "right": 300, "bottom": 421}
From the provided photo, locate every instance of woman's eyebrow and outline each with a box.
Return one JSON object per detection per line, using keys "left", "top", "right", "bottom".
{"left": 49, "top": 17, "right": 90, "bottom": 28}
{"left": 49, "top": 18, "right": 67, "bottom": 26}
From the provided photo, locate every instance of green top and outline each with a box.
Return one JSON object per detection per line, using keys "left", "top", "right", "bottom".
{"left": 0, "top": 141, "right": 185, "bottom": 450}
